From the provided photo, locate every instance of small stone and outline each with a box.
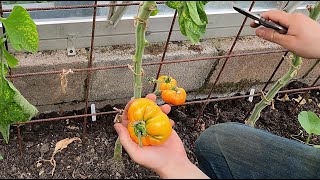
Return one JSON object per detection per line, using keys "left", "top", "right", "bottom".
{"left": 26, "top": 142, "right": 34, "bottom": 148}
{"left": 39, "top": 169, "right": 45, "bottom": 176}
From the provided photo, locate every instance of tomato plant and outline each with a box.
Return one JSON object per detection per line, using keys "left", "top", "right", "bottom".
{"left": 158, "top": 75, "right": 177, "bottom": 91}
{"left": 127, "top": 98, "right": 172, "bottom": 147}
{"left": 0, "top": 5, "right": 39, "bottom": 144}
{"left": 161, "top": 87, "right": 187, "bottom": 106}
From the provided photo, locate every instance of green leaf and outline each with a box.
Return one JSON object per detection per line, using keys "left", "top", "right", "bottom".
{"left": 298, "top": 111, "right": 320, "bottom": 135}
{"left": 197, "top": 1, "right": 208, "bottom": 24}
{"left": 186, "top": 1, "right": 205, "bottom": 26}
{"left": 4, "top": 49, "right": 18, "bottom": 68}
{"left": 201, "top": 1, "right": 209, "bottom": 5}
{"left": 1, "top": 5, "right": 39, "bottom": 53}
{"left": 314, "top": 145, "right": 320, "bottom": 148}
{"left": 0, "top": 154, "right": 3, "bottom": 160}
{"left": 165, "top": 1, "right": 184, "bottom": 9}
{"left": 3, "top": 63, "right": 8, "bottom": 76}
{"left": 178, "top": 8, "right": 186, "bottom": 36}
{"left": 165, "top": 1, "right": 208, "bottom": 44}
{"left": 0, "top": 77, "right": 38, "bottom": 143}
{"left": 150, "top": 8, "right": 159, "bottom": 16}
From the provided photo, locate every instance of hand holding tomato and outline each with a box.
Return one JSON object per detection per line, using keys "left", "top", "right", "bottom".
{"left": 114, "top": 94, "right": 191, "bottom": 176}
{"left": 127, "top": 98, "right": 172, "bottom": 147}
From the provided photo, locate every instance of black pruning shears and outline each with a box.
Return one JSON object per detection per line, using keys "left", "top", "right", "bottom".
{"left": 233, "top": 6, "right": 288, "bottom": 34}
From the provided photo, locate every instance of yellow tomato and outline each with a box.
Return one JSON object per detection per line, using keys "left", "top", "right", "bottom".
{"left": 127, "top": 98, "right": 172, "bottom": 146}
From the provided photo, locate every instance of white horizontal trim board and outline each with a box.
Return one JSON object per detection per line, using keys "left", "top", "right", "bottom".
{"left": 2, "top": 6, "right": 310, "bottom": 51}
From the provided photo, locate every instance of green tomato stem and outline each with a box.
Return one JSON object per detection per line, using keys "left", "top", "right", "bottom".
{"left": 113, "top": 1, "right": 156, "bottom": 161}
{"left": 310, "top": 1, "right": 320, "bottom": 20}
{"left": 306, "top": 133, "right": 312, "bottom": 145}
{"left": 133, "top": 1, "right": 157, "bottom": 99}
{"left": 133, "top": 121, "right": 147, "bottom": 148}
{"left": 113, "top": 137, "right": 123, "bottom": 161}
{"left": 0, "top": 39, "right": 5, "bottom": 102}
{"left": 138, "top": 131, "right": 143, "bottom": 148}
{"left": 245, "top": 3, "right": 320, "bottom": 127}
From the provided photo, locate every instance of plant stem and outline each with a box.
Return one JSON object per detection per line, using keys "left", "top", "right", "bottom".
{"left": 310, "top": 1, "right": 320, "bottom": 20}
{"left": 133, "top": 1, "right": 156, "bottom": 99}
{"left": 306, "top": 133, "right": 312, "bottom": 145}
{"left": 0, "top": 38, "right": 5, "bottom": 101}
{"left": 246, "top": 55, "right": 301, "bottom": 127}
{"left": 112, "top": 138, "right": 122, "bottom": 161}
{"left": 246, "top": 2, "right": 320, "bottom": 127}
{"left": 113, "top": 1, "right": 156, "bottom": 161}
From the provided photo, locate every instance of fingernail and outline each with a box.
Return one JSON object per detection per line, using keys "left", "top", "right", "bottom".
{"left": 256, "top": 29, "right": 265, "bottom": 37}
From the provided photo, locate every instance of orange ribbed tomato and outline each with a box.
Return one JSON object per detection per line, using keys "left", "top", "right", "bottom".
{"left": 161, "top": 87, "right": 187, "bottom": 105}
{"left": 158, "top": 75, "right": 177, "bottom": 91}
{"left": 127, "top": 98, "right": 172, "bottom": 147}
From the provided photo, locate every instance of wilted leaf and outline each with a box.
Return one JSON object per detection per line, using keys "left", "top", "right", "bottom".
{"left": 276, "top": 94, "right": 291, "bottom": 102}
{"left": 298, "top": 111, "right": 320, "bottom": 135}
{"left": 53, "top": 137, "right": 81, "bottom": 156}
{"left": 36, "top": 137, "right": 81, "bottom": 176}
{"left": 293, "top": 95, "right": 307, "bottom": 105}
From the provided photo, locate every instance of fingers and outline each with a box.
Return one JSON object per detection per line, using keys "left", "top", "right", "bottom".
{"left": 160, "top": 104, "right": 171, "bottom": 114}
{"left": 146, "top": 93, "right": 172, "bottom": 114}
{"left": 170, "top": 119, "right": 175, "bottom": 127}
{"left": 146, "top": 93, "right": 157, "bottom": 101}
{"left": 114, "top": 123, "right": 139, "bottom": 154}
{"left": 250, "top": 21, "right": 260, "bottom": 28}
{"left": 259, "top": 10, "right": 290, "bottom": 27}
{"left": 255, "top": 27, "right": 295, "bottom": 48}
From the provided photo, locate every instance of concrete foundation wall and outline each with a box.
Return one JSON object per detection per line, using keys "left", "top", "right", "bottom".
{"left": 10, "top": 36, "right": 320, "bottom": 114}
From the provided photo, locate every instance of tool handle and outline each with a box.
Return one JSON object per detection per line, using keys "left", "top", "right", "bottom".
{"left": 259, "top": 18, "right": 288, "bottom": 34}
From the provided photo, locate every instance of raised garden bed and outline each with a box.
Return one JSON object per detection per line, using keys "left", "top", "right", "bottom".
{"left": 1, "top": 81, "right": 319, "bottom": 179}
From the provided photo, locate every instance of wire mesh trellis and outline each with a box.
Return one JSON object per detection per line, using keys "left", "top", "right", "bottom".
{"left": 0, "top": 1, "right": 319, "bottom": 156}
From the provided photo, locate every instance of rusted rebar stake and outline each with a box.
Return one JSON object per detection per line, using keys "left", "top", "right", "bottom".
{"left": 194, "top": 1, "right": 256, "bottom": 127}
{"left": 8, "top": 86, "right": 319, "bottom": 126}
{"left": 17, "top": 126, "right": 23, "bottom": 157}
{"left": 82, "top": 1, "right": 98, "bottom": 142}
{"left": 5, "top": 49, "right": 287, "bottom": 79}
{"left": 153, "top": 10, "right": 177, "bottom": 92}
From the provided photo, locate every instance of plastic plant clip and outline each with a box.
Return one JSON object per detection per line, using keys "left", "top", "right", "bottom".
{"left": 91, "top": 104, "right": 96, "bottom": 122}
{"left": 248, "top": 88, "right": 255, "bottom": 102}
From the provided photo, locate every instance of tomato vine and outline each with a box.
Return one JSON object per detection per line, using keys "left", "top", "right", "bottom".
{"left": 0, "top": 5, "right": 39, "bottom": 144}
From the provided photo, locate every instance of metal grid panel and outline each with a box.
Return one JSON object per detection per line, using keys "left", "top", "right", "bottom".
{"left": 0, "top": 1, "right": 319, "bottom": 156}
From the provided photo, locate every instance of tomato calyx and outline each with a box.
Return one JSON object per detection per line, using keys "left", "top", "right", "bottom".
{"left": 132, "top": 120, "right": 147, "bottom": 147}
{"left": 163, "top": 76, "right": 172, "bottom": 83}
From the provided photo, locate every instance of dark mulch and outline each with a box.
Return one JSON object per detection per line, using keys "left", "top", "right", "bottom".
{"left": 0, "top": 81, "right": 319, "bottom": 179}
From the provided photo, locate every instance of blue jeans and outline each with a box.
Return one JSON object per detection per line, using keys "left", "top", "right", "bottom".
{"left": 195, "top": 122, "right": 320, "bottom": 179}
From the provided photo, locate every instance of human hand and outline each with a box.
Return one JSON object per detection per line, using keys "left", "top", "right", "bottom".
{"left": 250, "top": 10, "right": 320, "bottom": 59}
{"left": 113, "top": 94, "right": 191, "bottom": 176}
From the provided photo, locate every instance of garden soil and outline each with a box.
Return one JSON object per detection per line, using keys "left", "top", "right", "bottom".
{"left": 0, "top": 81, "right": 319, "bottom": 179}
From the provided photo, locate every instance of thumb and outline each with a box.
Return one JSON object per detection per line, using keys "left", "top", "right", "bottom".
{"left": 256, "top": 27, "right": 294, "bottom": 48}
